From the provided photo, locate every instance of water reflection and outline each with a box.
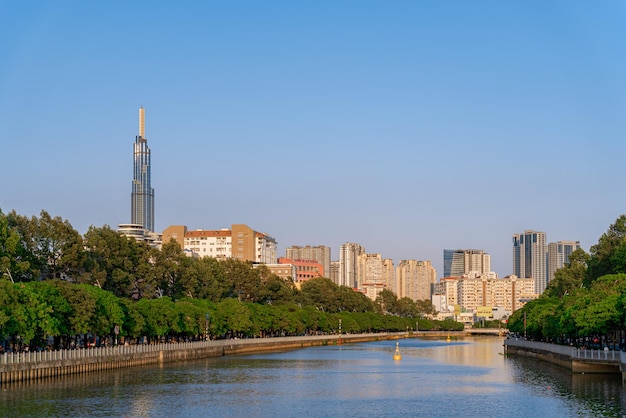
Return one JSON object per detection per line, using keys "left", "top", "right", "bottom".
{"left": 1, "top": 337, "right": 625, "bottom": 417}
{"left": 508, "top": 354, "right": 626, "bottom": 417}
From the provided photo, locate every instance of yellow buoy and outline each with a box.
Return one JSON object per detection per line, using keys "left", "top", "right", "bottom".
{"left": 393, "top": 341, "right": 402, "bottom": 361}
{"left": 446, "top": 334, "right": 451, "bottom": 342}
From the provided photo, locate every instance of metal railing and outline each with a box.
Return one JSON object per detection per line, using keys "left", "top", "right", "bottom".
{"left": 1, "top": 340, "right": 209, "bottom": 365}
{"left": 0, "top": 333, "right": 391, "bottom": 366}
{"left": 571, "top": 347, "right": 619, "bottom": 362}
{"left": 506, "top": 338, "right": 624, "bottom": 364}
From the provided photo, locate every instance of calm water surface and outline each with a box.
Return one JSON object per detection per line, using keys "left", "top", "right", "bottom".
{"left": 2, "top": 337, "right": 625, "bottom": 417}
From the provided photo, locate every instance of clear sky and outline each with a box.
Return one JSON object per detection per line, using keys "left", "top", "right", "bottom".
{"left": 2, "top": 1, "right": 626, "bottom": 277}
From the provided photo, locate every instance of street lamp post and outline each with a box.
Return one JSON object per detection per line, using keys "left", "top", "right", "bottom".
{"left": 114, "top": 324, "right": 120, "bottom": 346}
{"left": 205, "top": 313, "right": 210, "bottom": 341}
{"left": 338, "top": 318, "right": 342, "bottom": 345}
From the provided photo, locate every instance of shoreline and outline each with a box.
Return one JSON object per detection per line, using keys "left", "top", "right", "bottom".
{"left": 0, "top": 332, "right": 401, "bottom": 385}
{"left": 504, "top": 338, "right": 626, "bottom": 382}
{"left": 0, "top": 330, "right": 493, "bottom": 385}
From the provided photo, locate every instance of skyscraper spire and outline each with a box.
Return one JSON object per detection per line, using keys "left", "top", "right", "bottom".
{"left": 139, "top": 106, "right": 145, "bottom": 138}
{"left": 131, "top": 107, "right": 154, "bottom": 232}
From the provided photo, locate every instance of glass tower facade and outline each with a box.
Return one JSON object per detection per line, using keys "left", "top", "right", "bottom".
{"left": 443, "top": 249, "right": 491, "bottom": 277}
{"left": 131, "top": 107, "right": 154, "bottom": 232}
{"left": 512, "top": 230, "right": 547, "bottom": 294}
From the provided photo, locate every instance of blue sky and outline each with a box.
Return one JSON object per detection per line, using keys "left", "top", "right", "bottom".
{"left": 2, "top": 1, "right": 626, "bottom": 277}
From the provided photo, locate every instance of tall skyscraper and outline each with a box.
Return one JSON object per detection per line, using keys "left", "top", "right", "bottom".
{"left": 443, "top": 249, "right": 491, "bottom": 277}
{"left": 547, "top": 240, "right": 581, "bottom": 283}
{"left": 131, "top": 107, "right": 155, "bottom": 232}
{"left": 513, "top": 230, "right": 547, "bottom": 294}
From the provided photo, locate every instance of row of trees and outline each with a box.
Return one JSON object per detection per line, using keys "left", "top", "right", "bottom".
{"left": 508, "top": 216, "right": 626, "bottom": 347}
{"left": 1, "top": 209, "right": 276, "bottom": 301}
{"left": 0, "top": 209, "right": 458, "bottom": 350}
{"left": 0, "top": 279, "right": 461, "bottom": 350}
{"left": 0, "top": 210, "right": 433, "bottom": 311}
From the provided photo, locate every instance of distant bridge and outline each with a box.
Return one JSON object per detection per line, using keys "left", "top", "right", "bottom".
{"left": 465, "top": 328, "right": 506, "bottom": 336}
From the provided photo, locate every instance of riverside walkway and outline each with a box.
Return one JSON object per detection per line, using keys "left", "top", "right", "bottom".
{"left": 504, "top": 337, "right": 626, "bottom": 381}
{"left": 0, "top": 333, "right": 404, "bottom": 384}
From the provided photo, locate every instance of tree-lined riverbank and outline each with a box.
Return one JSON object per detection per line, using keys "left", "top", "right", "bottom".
{"left": 508, "top": 216, "right": 626, "bottom": 349}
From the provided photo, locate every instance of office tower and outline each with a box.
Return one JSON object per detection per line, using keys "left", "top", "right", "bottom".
{"left": 443, "top": 249, "right": 491, "bottom": 277}
{"left": 339, "top": 243, "right": 365, "bottom": 288}
{"left": 513, "top": 230, "right": 547, "bottom": 294}
{"left": 547, "top": 241, "right": 581, "bottom": 283}
{"left": 131, "top": 107, "right": 155, "bottom": 232}
{"left": 285, "top": 245, "right": 331, "bottom": 279}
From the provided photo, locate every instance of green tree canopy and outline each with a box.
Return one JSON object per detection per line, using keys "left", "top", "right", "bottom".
{"left": 586, "top": 215, "right": 626, "bottom": 286}
{"left": 544, "top": 248, "right": 589, "bottom": 298}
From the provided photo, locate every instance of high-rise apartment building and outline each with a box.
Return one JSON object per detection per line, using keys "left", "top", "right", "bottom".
{"left": 285, "top": 245, "right": 331, "bottom": 279}
{"left": 382, "top": 258, "right": 395, "bottom": 294}
{"left": 513, "top": 230, "right": 547, "bottom": 294}
{"left": 443, "top": 249, "right": 491, "bottom": 277}
{"left": 131, "top": 107, "right": 155, "bottom": 232}
{"left": 358, "top": 253, "right": 385, "bottom": 287}
{"left": 396, "top": 260, "right": 437, "bottom": 302}
{"left": 358, "top": 253, "right": 391, "bottom": 300}
{"left": 339, "top": 243, "right": 365, "bottom": 288}
{"left": 547, "top": 240, "right": 581, "bottom": 283}
{"left": 438, "top": 277, "right": 459, "bottom": 310}
{"left": 456, "top": 273, "right": 536, "bottom": 313}
{"left": 329, "top": 261, "right": 340, "bottom": 285}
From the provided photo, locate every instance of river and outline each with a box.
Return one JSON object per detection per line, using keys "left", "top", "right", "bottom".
{"left": 2, "top": 336, "right": 625, "bottom": 417}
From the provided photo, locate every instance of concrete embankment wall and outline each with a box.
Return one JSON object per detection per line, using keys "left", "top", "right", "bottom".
{"left": 504, "top": 339, "right": 573, "bottom": 370}
{"left": 0, "top": 333, "right": 395, "bottom": 385}
{"left": 504, "top": 338, "right": 621, "bottom": 374}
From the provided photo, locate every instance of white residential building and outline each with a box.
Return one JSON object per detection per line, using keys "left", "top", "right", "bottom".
{"left": 339, "top": 243, "right": 365, "bottom": 288}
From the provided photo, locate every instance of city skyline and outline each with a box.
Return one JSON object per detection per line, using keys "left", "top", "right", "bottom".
{"left": 2, "top": 3, "right": 626, "bottom": 277}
